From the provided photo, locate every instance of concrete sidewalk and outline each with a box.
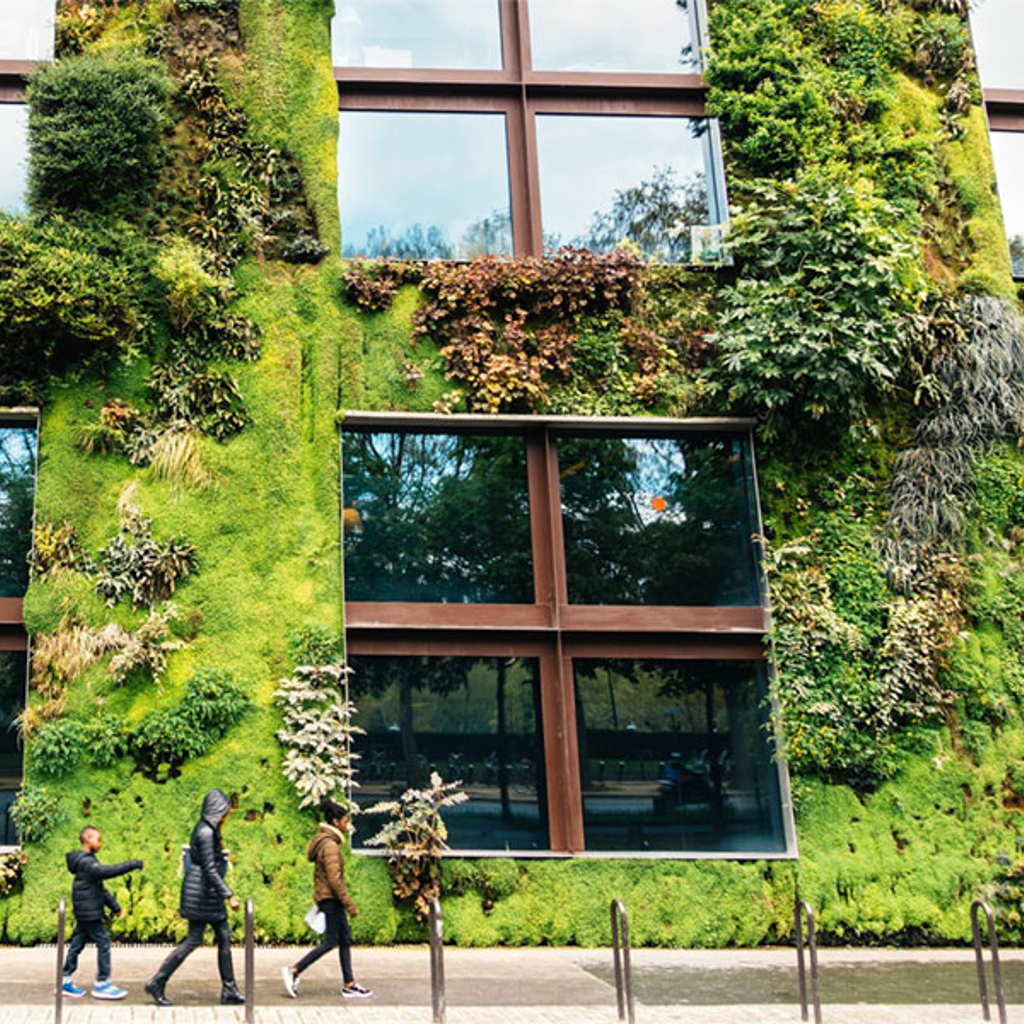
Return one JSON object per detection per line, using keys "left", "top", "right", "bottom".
{"left": 0, "top": 945, "right": 1022, "bottom": 1023}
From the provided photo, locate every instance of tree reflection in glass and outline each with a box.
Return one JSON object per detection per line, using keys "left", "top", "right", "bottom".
{"left": 349, "top": 655, "right": 549, "bottom": 851}
{"left": 343, "top": 430, "right": 533, "bottom": 603}
{"left": 574, "top": 659, "right": 785, "bottom": 853}
{"left": 0, "top": 424, "right": 36, "bottom": 598}
{"left": 559, "top": 433, "right": 761, "bottom": 606}
{"left": 0, "top": 650, "right": 28, "bottom": 845}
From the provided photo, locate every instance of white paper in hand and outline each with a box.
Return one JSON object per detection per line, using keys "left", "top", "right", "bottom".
{"left": 304, "top": 905, "right": 327, "bottom": 934}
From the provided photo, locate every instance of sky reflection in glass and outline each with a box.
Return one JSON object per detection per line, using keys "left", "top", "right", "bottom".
{"left": 991, "top": 132, "right": 1024, "bottom": 277}
{"left": 0, "top": 106, "right": 30, "bottom": 215}
{"left": 971, "top": 0, "right": 1024, "bottom": 90}
{"left": 0, "top": 0, "right": 55, "bottom": 61}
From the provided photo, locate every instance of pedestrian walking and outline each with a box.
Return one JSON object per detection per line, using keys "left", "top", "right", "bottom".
{"left": 144, "top": 788, "right": 245, "bottom": 1007}
{"left": 61, "top": 825, "right": 143, "bottom": 1001}
{"left": 280, "top": 797, "right": 373, "bottom": 1000}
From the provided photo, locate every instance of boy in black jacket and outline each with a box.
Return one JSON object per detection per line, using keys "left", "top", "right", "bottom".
{"left": 61, "top": 826, "right": 143, "bottom": 1001}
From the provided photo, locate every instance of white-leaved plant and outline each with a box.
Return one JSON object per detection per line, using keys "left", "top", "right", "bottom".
{"left": 273, "top": 663, "right": 364, "bottom": 808}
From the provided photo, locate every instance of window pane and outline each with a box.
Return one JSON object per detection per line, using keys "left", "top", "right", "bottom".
{"left": 343, "top": 430, "right": 533, "bottom": 603}
{"left": 0, "top": 651, "right": 27, "bottom": 846}
{"left": 332, "top": 0, "right": 502, "bottom": 69}
{"left": 971, "top": 0, "right": 1023, "bottom": 90}
{"left": 574, "top": 659, "right": 785, "bottom": 853}
{"left": 0, "top": 105, "right": 30, "bottom": 215}
{"left": 529, "top": 0, "right": 700, "bottom": 73}
{"left": 991, "top": 132, "right": 1024, "bottom": 278}
{"left": 536, "top": 115, "right": 722, "bottom": 261}
{"left": 350, "top": 655, "right": 549, "bottom": 851}
{"left": 339, "top": 111, "right": 513, "bottom": 259}
{"left": 0, "top": 423, "right": 37, "bottom": 598}
{"left": 559, "top": 433, "right": 762, "bottom": 606}
{"left": 0, "top": 0, "right": 54, "bottom": 61}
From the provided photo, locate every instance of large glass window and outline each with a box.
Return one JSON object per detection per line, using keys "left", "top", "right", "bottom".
{"left": 332, "top": 0, "right": 502, "bottom": 69}
{"left": 342, "top": 415, "right": 794, "bottom": 857}
{"left": 339, "top": 111, "right": 513, "bottom": 259}
{"left": 333, "top": 0, "right": 723, "bottom": 259}
{"left": 529, "top": 0, "right": 700, "bottom": 74}
{"left": 0, "top": 0, "right": 55, "bottom": 62}
{"left": 971, "top": 0, "right": 1023, "bottom": 91}
{"left": 559, "top": 433, "right": 761, "bottom": 606}
{"left": 991, "top": 131, "right": 1024, "bottom": 278}
{"left": 574, "top": 659, "right": 785, "bottom": 853}
{"left": 0, "top": 105, "right": 30, "bottom": 216}
{"left": 343, "top": 430, "right": 533, "bottom": 602}
{"left": 0, "top": 651, "right": 28, "bottom": 847}
{"left": 0, "top": 423, "right": 36, "bottom": 598}
{"left": 349, "top": 655, "right": 549, "bottom": 851}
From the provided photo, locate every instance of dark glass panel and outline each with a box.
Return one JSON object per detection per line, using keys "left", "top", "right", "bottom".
{"left": 558, "top": 433, "right": 761, "bottom": 606}
{"left": 332, "top": 0, "right": 502, "bottom": 70}
{"left": 971, "top": 0, "right": 1024, "bottom": 90}
{"left": 0, "top": 105, "right": 30, "bottom": 216}
{"left": 536, "top": 115, "right": 720, "bottom": 262}
{"left": 991, "top": 132, "right": 1024, "bottom": 277}
{"left": 343, "top": 430, "right": 533, "bottom": 603}
{"left": 0, "top": 651, "right": 27, "bottom": 847}
{"left": 0, "top": 0, "right": 54, "bottom": 61}
{"left": 574, "top": 659, "right": 785, "bottom": 853}
{"left": 0, "top": 424, "right": 36, "bottom": 598}
{"left": 529, "top": 0, "right": 700, "bottom": 73}
{"left": 349, "top": 655, "right": 549, "bottom": 851}
{"left": 339, "top": 111, "right": 513, "bottom": 259}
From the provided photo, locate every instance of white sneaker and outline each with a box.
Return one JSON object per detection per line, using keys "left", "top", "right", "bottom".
{"left": 281, "top": 966, "right": 299, "bottom": 998}
{"left": 343, "top": 983, "right": 373, "bottom": 998}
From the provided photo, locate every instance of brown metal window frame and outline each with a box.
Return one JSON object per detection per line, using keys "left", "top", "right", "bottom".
{"left": 341, "top": 412, "right": 799, "bottom": 860}
{"left": 334, "top": 0, "right": 725, "bottom": 258}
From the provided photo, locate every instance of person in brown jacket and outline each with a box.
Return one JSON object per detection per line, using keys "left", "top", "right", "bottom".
{"left": 281, "top": 798, "right": 372, "bottom": 999}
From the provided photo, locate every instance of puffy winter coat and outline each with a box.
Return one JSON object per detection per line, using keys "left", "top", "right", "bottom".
{"left": 308, "top": 824, "right": 357, "bottom": 915}
{"left": 65, "top": 850, "right": 143, "bottom": 922}
{"left": 179, "top": 789, "right": 234, "bottom": 922}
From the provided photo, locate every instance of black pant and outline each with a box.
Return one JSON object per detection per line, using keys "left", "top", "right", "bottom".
{"left": 152, "top": 919, "right": 235, "bottom": 986}
{"left": 293, "top": 899, "right": 354, "bottom": 984}
{"left": 63, "top": 920, "right": 111, "bottom": 982}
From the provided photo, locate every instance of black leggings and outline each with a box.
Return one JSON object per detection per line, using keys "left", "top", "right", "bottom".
{"left": 293, "top": 899, "right": 354, "bottom": 984}
{"left": 152, "top": 919, "right": 235, "bottom": 986}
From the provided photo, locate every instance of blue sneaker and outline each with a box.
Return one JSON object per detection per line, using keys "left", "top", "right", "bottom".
{"left": 92, "top": 981, "right": 127, "bottom": 1000}
{"left": 62, "top": 979, "right": 86, "bottom": 998}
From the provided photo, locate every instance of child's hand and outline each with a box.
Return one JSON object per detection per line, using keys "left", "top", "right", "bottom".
{"left": 228, "top": 896, "right": 240, "bottom": 912}
{"left": 118, "top": 909, "right": 126, "bottom": 919}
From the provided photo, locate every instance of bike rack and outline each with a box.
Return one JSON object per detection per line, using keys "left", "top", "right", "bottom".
{"left": 54, "top": 898, "right": 66, "bottom": 1024}
{"left": 794, "top": 898, "right": 822, "bottom": 1024}
{"left": 971, "top": 899, "right": 1007, "bottom": 1024}
{"left": 429, "top": 897, "right": 447, "bottom": 1024}
{"left": 610, "top": 899, "right": 636, "bottom": 1024}
{"left": 244, "top": 898, "right": 255, "bottom": 1024}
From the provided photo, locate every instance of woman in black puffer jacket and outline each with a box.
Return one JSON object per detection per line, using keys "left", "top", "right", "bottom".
{"left": 144, "top": 789, "right": 244, "bottom": 1008}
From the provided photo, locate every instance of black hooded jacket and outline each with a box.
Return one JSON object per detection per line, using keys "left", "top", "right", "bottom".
{"left": 179, "top": 789, "right": 235, "bottom": 922}
{"left": 65, "top": 850, "right": 143, "bottom": 922}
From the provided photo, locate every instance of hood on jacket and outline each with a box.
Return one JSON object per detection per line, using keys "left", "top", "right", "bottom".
{"left": 306, "top": 824, "right": 343, "bottom": 862}
{"left": 200, "top": 788, "right": 232, "bottom": 828}
{"left": 66, "top": 849, "right": 90, "bottom": 874}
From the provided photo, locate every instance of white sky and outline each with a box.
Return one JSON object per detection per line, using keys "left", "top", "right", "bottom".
{"left": 971, "top": 0, "right": 1023, "bottom": 89}
{"left": 0, "top": 0, "right": 55, "bottom": 62}
{"left": 0, "top": 104, "right": 29, "bottom": 215}
{"left": 338, "top": 111, "right": 511, "bottom": 256}
{"left": 992, "top": 131, "right": 1024, "bottom": 242}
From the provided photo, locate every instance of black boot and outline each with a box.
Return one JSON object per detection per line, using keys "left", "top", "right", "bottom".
{"left": 144, "top": 979, "right": 173, "bottom": 1007}
{"left": 220, "top": 981, "right": 245, "bottom": 1005}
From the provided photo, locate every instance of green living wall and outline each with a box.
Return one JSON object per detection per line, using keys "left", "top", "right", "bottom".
{"left": 3, "top": 0, "right": 1024, "bottom": 948}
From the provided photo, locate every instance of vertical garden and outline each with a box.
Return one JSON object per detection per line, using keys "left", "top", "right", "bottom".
{"left": 1, "top": 0, "right": 1024, "bottom": 946}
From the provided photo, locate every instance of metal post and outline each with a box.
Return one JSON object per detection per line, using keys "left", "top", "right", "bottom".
{"left": 429, "top": 898, "right": 447, "bottom": 1024}
{"left": 55, "top": 898, "right": 66, "bottom": 1024}
{"left": 794, "top": 898, "right": 822, "bottom": 1024}
{"left": 971, "top": 900, "right": 1007, "bottom": 1024}
{"left": 610, "top": 899, "right": 636, "bottom": 1024}
{"left": 244, "top": 898, "right": 255, "bottom": 1024}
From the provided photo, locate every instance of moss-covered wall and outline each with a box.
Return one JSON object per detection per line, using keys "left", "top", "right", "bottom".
{"left": 4, "top": 0, "right": 1024, "bottom": 949}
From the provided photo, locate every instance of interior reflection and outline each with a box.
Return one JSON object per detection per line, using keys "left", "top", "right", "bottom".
{"left": 574, "top": 659, "right": 785, "bottom": 853}
{"left": 350, "top": 655, "right": 549, "bottom": 851}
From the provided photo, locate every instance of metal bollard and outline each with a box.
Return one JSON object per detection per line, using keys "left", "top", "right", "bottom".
{"left": 610, "top": 899, "right": 636, "bottom": 1024}
{"left": 55, "top": 898, "right": 66, "bottom": 1024}
{"left": 244, "top": 898, "right": 255, "bottom": 1024}
{"left": 794, "top": 898, "right": 822, "bottom": 1024}
{"left": 429, "top": 897, "right": 447, "bottom": 1024}
{"left": 971, "top": 899, "right": 1007, "bottom": 1024}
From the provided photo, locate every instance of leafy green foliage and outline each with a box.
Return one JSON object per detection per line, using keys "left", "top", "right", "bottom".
{"left": 148, "top": 362, "right": 248, "bottom": 440}
{"left": 708, "top": 173, "right": 925, "bottom": 430}
{"left": 27, "top": 51, "right": 170, "bottom": 216}
{"left": 0, "top": 851, "right": 27, "bottom": 898}
{"left": 31, "top": 719, "right": 87, "bottom": 778}
{"left": 10, "top": 786, "right": 65, "bottom": 844}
